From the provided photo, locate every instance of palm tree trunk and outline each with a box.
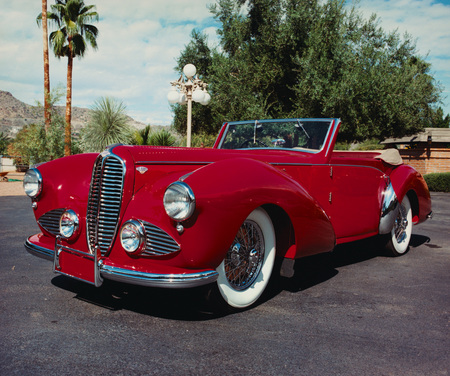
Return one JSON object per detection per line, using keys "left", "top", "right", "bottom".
{"left": 65, "top": 52, "right": 73, "bottom": 156}
{"left": 41, "top": 0, "right": 51, "bottom": 132}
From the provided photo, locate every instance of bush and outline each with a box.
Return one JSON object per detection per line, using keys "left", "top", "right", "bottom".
{"left": 424, "top": 173, "right": 450, "bottom": 192}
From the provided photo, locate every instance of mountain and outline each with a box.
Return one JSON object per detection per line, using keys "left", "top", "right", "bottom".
{"left": 0, "top": 90, "right": 146, "bottom": 137}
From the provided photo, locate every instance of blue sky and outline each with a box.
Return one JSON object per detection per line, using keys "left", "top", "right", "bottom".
{"left": 0, "top": 0, "right": 449, "bottom": 126}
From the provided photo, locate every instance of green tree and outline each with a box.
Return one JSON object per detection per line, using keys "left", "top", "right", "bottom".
{"left": 8, "top": 106, "right": 65, "bottom": 165}
{"left": 172, "top": 30, "right": 215, "bottom": 136}
{"left": 0, "top": 132, "right": 10, "bottom": 155}
{"left": 429, "top": 107, "right": 450, "bottom": 128}
{"left": 80, "top": 97, "right": 133, "bottom": 152}
{"left": 174, "top": 0, "right": 444, "bottom": 142}
{"left": 44, "top": 0, "right": 99, "bottom": 156}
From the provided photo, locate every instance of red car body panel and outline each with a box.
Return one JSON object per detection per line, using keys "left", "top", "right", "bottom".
{"left": 24, "top": 118, "right": 432, "bottom": 290}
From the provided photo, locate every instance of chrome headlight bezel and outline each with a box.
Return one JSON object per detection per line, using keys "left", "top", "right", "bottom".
{"left": 59, "top": 209, "right": 79, "bottom": 239}
{"left": 120, "top": 220, "right": 146, "bottom": 254}
{"left": 163, "top": 182, "right": 196, "bottom": 221}
{"left": 23, "top": 168, "right": 43, "bottom": 199}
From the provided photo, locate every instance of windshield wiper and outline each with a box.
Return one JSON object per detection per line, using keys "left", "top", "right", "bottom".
{"left": 254, "top": 120, "right": 262, "bottom": 143}
{"left": 296, "top": 119, "right": 310, "bottom": 139}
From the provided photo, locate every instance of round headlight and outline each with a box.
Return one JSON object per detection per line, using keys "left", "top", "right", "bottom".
{"left": 120, "top": 220, "right": 145, "bottom": 253}
{"left": 23, "top": 168, "right": 42, "bottom": 199}
{"left": 59, "top": 209, "right": 79, "bottom": 239}
{"left": 163, "top": 182, "right": 195, "bottom": 221}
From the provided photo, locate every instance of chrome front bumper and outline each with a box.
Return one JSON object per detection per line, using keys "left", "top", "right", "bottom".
{"left": 24, "top": 237, "right": 219, "bottom": 289}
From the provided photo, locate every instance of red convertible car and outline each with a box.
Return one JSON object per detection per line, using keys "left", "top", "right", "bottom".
{"left": 24, "top": 118, "right": 432, "bottom": 309}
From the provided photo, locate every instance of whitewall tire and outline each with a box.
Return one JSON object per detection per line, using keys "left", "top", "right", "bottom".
{"left": 386, "top": 195, "right": 413, "bottom": 256}
{"left": 216, "top": 208, "right": 276, "bottom": 309}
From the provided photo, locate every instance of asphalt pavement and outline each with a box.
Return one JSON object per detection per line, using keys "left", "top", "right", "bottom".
{"left": 0, "top": 193, "right": 448, "bottom": 376}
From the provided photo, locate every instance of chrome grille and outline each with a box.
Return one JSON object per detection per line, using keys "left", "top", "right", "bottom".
{"left": 87, "top": 154, "right": 125, "bottom": 255}
{"left": 38, "top": 208, "right": 65, "bottom": 235}
{"left": 142, "top": 221, "right": 180, "bottom": 256}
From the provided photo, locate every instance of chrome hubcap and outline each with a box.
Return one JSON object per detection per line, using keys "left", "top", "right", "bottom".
{"left": 394, "top": 204, "right": 409, "bottom": 243}
{"left": 225, "top": 220, "right": 265, "bottom": 291}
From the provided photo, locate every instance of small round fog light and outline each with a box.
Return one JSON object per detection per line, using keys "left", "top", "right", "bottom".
{"left": 120, "top": 220, "right": 145, "bottom": 253}
{"left": 59, "top": 209, "right": 79, "bottom": 239}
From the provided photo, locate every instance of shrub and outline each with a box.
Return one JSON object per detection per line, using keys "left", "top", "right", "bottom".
{"left": 424, "top": 173, "right": 450, "bottom": 192}
{"left": 179, "top": 132, "right": 217, "bottom": 148}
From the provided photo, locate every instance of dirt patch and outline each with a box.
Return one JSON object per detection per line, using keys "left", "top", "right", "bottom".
{"left": 0, "top": 172, "right": 25, "bottom": 196}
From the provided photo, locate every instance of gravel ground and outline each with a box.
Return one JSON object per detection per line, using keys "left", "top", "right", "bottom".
{"left": 0, "top": 172, "right": 25, "bottom": 196}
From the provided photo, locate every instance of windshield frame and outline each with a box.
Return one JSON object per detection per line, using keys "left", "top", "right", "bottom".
{"left": 217, "top": 118, "right": 335, "bottom": 154}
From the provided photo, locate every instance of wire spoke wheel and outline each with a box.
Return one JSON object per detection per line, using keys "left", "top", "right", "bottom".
{"left": 386, "top": 195, "right": 412, "bottom": 256}
{"left": 216, "top": 208, "right": 276, "bottom": 309}
{"left": 224, "top": 220, "right": 265, "bottom": 290}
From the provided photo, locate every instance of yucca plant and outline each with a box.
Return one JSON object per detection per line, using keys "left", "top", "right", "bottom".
{"left": 133, "top": 126, "right": 177, "bottom": 147}
{"left": 81, "top": 97, "right": 132, "bottom": 152}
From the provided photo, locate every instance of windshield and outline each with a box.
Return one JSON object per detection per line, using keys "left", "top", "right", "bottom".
{"left": 219, "top": 119, "right": 333, "bottom": 152}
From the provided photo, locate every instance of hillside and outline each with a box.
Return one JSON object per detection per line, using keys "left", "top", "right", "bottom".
{"left": 0, "top": 90, "right": 146, "bottom": 137}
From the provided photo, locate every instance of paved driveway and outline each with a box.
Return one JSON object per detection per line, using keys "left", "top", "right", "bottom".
{"left": 0, "top": 193, "right": 448, "bottom": 376}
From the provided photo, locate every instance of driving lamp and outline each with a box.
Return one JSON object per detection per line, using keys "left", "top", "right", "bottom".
{"left": 23, "top": 168, "right": 43, "bottom": 199}
{"left": 163, "top": 182, "right": 196, "bottom": 221}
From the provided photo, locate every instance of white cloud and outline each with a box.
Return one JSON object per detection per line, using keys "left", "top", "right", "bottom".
{"left": 1, "top": 0, "right": 449, "bottom": 128}
{"left": 353, "top": 0, "right": 450, "bottom": 114}
{"left": 0, "top": 0, "right": 217, "bottom": 125}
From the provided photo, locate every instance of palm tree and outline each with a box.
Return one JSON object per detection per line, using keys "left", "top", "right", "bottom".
{"left": 47, "top": 0, "right": 99, "bottom": 156}
{"left": 37, "top": 0, "right": 51, "bottom": 132}
{"left": 81, "top": 97, "right": 133, "bottom": 152}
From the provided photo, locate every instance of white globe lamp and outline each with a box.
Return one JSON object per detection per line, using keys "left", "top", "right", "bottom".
{"left": 183, "top": 64, "right": 197, "bottom": 78}
{"left": 167, "top": 87, "right": 180, "bottom": 104}
{"left": 192, "top": 88, "right": 205, "bottom": 103}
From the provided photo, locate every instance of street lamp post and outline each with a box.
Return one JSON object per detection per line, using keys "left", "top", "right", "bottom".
{"left": 168, "top": 64, "right": 211, "bottom": 147}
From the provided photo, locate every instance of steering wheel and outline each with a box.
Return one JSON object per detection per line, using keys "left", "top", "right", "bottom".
{"left": 239, "top": 139, "right": 268, "bottom": 148}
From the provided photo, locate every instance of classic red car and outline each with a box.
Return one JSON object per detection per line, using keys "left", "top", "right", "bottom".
{"left": 24, "top": 118, "right": 432, "bottom": 309}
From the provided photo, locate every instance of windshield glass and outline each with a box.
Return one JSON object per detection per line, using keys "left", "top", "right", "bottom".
{"left": 219, "top": 119, "right": 333, "bottom": 152}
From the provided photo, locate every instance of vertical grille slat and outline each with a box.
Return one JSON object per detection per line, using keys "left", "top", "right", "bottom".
{"left": 86, "top": 154, "right": 125, "bottom": 255}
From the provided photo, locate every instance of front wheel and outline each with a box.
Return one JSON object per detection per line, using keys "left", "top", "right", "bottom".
{"left": 216, "top": 208, "right": 276, "bottom": 309}
{"left": 386, "top": 195, "right": 413, "bottom": 256}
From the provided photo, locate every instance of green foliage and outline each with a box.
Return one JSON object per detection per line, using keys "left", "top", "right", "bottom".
{"left": 8, "top": 90, "right": 66, "bottom": 164}
{"left": 0, "top": 132, "right": 10, "bottom": 155}
{"left": 179, "top": 132, "right": 217, "bottom": 148}
{"left": 354, "top": 139, "right": 385, "bottom": 151}
{"left": 80, "top": 97, "right": 133, "bottom": 152}
{"left": 173, "top": 0, "right": 445, "bottom": 142}
{"left": 424, "top": 173, "right": 450, "bottom": 192}
{"left": 42, "top": 0, "right": 99, "bottom": 59}
{"left": 132, "top": 125, "right": 177, "bottom": 147}
{"left": 333, "top": 141, "right": 351, "bottom": 151}
{"left": 8, "top": 120, "right": 65, "bottom": 165}
{"left": 148, "top": 129, "right": 177, "bottom": 147}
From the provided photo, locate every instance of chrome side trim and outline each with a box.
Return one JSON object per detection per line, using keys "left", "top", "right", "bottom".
{"left": 99, "top": 264, "right": 219, "bottom": 289}
{"left": 24, "top": 237, "right": 54, "bottom": 261}
{"left": 379, "top": 181, "right": 400, "bottom": 234}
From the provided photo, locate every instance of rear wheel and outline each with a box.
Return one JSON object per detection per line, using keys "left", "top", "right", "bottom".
{"left": 386, "top": 195, "right": 412, "bottom": 256}
{"left": 216, "top": 208, "right": 276, "bottom": 309}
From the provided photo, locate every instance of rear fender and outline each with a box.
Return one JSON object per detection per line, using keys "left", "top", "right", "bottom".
{"left": 389, "top": 165, "right": 432, "bottom": 224}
